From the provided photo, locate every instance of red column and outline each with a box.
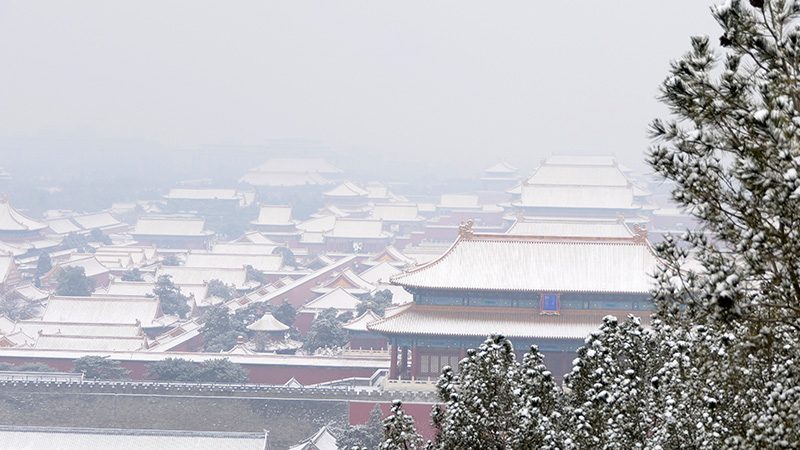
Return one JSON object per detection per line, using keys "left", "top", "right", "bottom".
{"left": 389, "top": 345, "right": 398, "bottom": 379}
{"left": 400, "top": 346, "right": 408, "bottom": 379}
{"left": 411, "top": 346, "right": 419, "bottom": 379}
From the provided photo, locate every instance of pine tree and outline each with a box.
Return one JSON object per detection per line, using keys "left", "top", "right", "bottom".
{"left": 433, "top": 334, "right": 521, "bottom": 450}
{"left": 648, "top": 1, "right": 800, "bottom": 447}
{"left": 380, "top": 400, "right": 424, "bottom": 450}
{"left": 153, "top": 274, "right": 190, "bottom": 318}
{"left": 649, "top": 0, "right": 800, "bottom": 329}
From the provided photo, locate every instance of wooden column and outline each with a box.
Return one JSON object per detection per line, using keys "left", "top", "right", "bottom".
{"left": 389, "top": 345, "right": 398, "bottom": 379}
{"left": 411, "top": 346, "right": 419, "bottom": 379}
{"left": 400, "top": 346, "right": 409, "bottom": 379}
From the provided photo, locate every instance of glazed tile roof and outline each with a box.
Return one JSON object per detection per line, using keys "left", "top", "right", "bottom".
{"left": 184, "top": 253, "right": 283, "bottom": 272}
{"left": 156, "top": 267, "right": 250, "bottom": 289}
{"left": 484, "top": 161, "right": 518, "bottom": 174}
{"left": 370, "top": 204, "right": 423, "bottom": 222}
{"left": 545, "top": 154, "right": 617, "bottom": 166}
{"left": 251, "top": 205, "right": 296, "bottom": 226}
{"left": 246, "top": 312, "right": 290, "bottom": 332}
{"left": 163, "top": 188, "right": 239, "bottom": 201}
{"left": 34, "top": 334, "right": 148, "bottom": 351}
{"left": 390, "top": 233, "right": 659, "bottom": 294}
{"left": 323, "top": 181, "right": 369, "bottom": 197}
{"left": 342, "top": 310, "right": 382, "bottom": 332}
{"left": 239, "top": 171, "right": 331, "bottom": 186}
{"left": 515, "top": 185, "right": 638, "bottom": 210}
{"left": 249, "top": 157, "right": 342, "bottom": 174}
{"left": 41, "top": 296, "right": 164, "bottom": 328}
{"left": 324, "top": 219, "right": 390, "bottom": 239}
{"left": 358, "top": 262, "right": 401, "bottom": 285}
{"left": 438, "top": 194, "right": 480, "bottom": 209}
{"left": 71, "top": 212, "right": 123, "bottom": 230}
{"left": 368, "top": 304, "right": 613, "bottom": 340}
{"left": 212, "top": 242, "right": 280, "bottom": 255}
{"left": 527, "top": 164, "right": 630, "bottom": 187}
{"left": 506, "top": 217, "right": 634, "bottom": 238}
{"left": 301, "top": 287, "right": 361, "bottom": 312}
{"left": 0, "top": 197, "right": 47, "bottom": 232}
{"left": 132, "top": 217, "right": 211, "bottom": 237}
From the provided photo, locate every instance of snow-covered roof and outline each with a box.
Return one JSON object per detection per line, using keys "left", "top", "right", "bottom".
{"left": 8, "top": 284, "right": 48, "bottom": 302}
{"left": 34, "top": 334, "right": 148, "bottom": 351}
{"left": 545, "top": 154, "right": 617, "bottom": 166}
{"left": 302, "top": 287, "right": 362, "bottom": 312}
{"left": 46, "top": 218, "right": 81, "bottom": 235}
{"left": 99, "top": 281, "right": 155, "bottom": 297}
{"left": 0, "top": 196, "right": 47, "bottom": 232}
{"left": 132, "top": 217, "right": 210, "bottom": 237}
{"left": 366, "top": 183, "right": 390, "bottom": 199}
{"left": 368, "top": 305, "right": 610, "bottom": 340}
{"left": 156, "top": 267, "right": 250, "bottom": 289}
{"left": 506, "top": 217, "right": 635, "bottom": 238}
{"left": 246, "top": 313, "right": 290, "bottom": 332}
{"left": 0, "top": 255, "right": 15, "bottom": 282}
{"left": 364, "top": 245, "right": 416, "bottom": 267}
{"left": 163, "top": 188, "right": 239, "bottom": 201}
{"left": 297, "top": 215, "right": 337, "bottom": 233}
{"left": 484, "top": 161, "right": 518, "bottom": 174}
{"left": 40, "top": 296, "right": 164, "bottom": 328}
{"left": 300, "top": 231, "right": 325, "bottom": 244}
{"left": 323, "top": 181, "right": 369, "bottom": 198}
{"left": 515, "top": 185, "right": 638, "bottom": 210}
{"left": 249, "top": 158, "right": 342, "bottom": 174}
{"left": 342, "top": 310, "right": 382, "bottom": 332}
{"left": 527, "top": 164, "right": 630, "bottom": 187}
{"left": 71, "top": 212, "right": 122, "bottom": 230}
{"left": 0, "top": 427, "right": 268, "bottom": 450}
{"left": 235, "top": 231, "right": 279, "bottom": 245}
{"left": 212, "top": 242, "right": 280, "bottom": 255}
{"left": 438, "top": 194, "right": 480, "bottom": 209}
{"left": 370, "top": 204, "right": 423, "bottom": 223}
{"left": 323, "top": 219, "right": 391, "bottom": 239}
{"left": 185, "top": 253, "right": 283, "bottom": 272}
{"left": 239, "top": 171, "right": 331, "bottom": 187}
{"left": 390, "top": 232, "right": 659, "bottom": 294}
{"left": 13, "top": 321, "right": 142, "bottom": 338}
{"left": 358, "top": 262, "right": 402, "bottom": 285}
{"left": 251, "top": 205, "right": 296, "bottom": 226}
{"left": 288, "top": 426, "right": 340, "bottom": 450}
{"left": 60, "top": 254, "right": 111, "bottom": 278}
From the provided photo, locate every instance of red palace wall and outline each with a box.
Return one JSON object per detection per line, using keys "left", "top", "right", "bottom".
{"left": 349, "top": 401, "right": 439, "bottom": 442}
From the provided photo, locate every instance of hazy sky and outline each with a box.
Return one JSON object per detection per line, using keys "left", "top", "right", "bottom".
{"left": 0, "top": 1, "right": 721, "bottom": 172}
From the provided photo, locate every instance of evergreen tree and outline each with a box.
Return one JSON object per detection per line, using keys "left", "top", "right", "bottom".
{"left": 145, "top": 357, "right": 201, "bottom": 381}
{"left": 272, "top": 300, "right": 297, "bottom": 327}
{"left": 197, "top": 358, "right": 249, "bottom": 383}
{"left": 34, "top": 253, "right": 52, "bottom": 278}
{"left": 433, "top": 334, "right": 522, "bottom": 450}
{"left": 120, "top": 268, "right": 144, "bottom": 282}
{"left": 153, "top": 274, "right": 190, "bottom": 318}
{"left": 55, "top": 266, "right": 95, "bottom": 296}
{"left": 380, "top": 400, "right": 424, "bottom": 450}
{"left": 647, "top": 1, "right": 800, "bottom": 447}
{"left": 72, "top": 356, "right": 130, "bottom": 380}
{"left": 207, "top": 279, "right": 235, "bottom": 302}
{"left": 303, "top": 308, "right": 349, "bottom": 352}
{"left": 201, "top": 305, "right": 247, "bottom": 352}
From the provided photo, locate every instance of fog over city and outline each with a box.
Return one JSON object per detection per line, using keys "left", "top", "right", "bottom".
{"left": 8, "top": 1, "right": 796, "bottom": 449}
{"left": 2, "top": 0, "right": 717, "bottom": 177}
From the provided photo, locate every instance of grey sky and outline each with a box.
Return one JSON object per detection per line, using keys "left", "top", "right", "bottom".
{"left": 0, "top": 1, "right": 720, "bottom": 173}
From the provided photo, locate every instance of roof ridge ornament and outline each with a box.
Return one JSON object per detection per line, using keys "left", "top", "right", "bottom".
{"left": 0, "top": 193, "right": 7, "bottom": 203}
{"left": 632, "top": 223, "right": 649, "bottom": 243}
{"left": 458, "top": 220, "right": 474, "bottom": 239}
